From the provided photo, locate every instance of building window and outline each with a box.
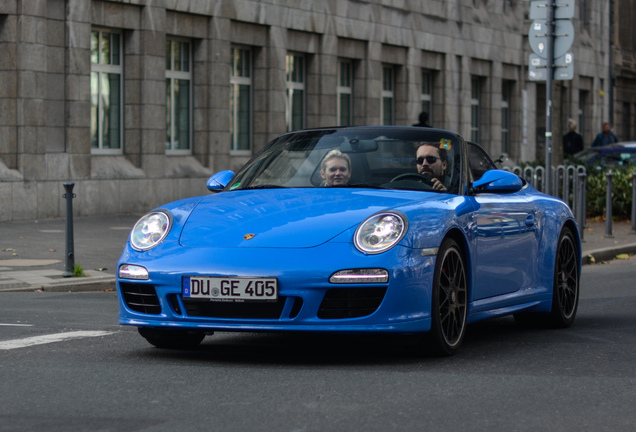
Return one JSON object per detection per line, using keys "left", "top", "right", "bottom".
{"left": 338, "top": 60, "right": 353, "bottom": 126}
{"left": 470, "top": 76, "right": 481, "bottom": 143}
{"left": 421, "top": 70, "right": 433, "bottom": 125}
{"left": 578, "top": 90, "right": 588, "bottom": 140}
{"left": 91, "top": 29, "right": 123, "bottom": 153}
{"left": 165, "top": 39, "right": 192, "bottom": 154}
{"left": 579, "top": 0, "right": 588, "bottom": 25}
{"left": 381, "top": 66, "right": 395, "bottom": 125}
{"left": 623, "top": 102, "right": 631, "bottom": 141}
{"left": 230, "top": 47, "right": 252, "bottom": 152}
{"left": 501, "top": 80, "right": 511, "bottom": 154}
{"left": 286, "top": 54, "right": 305, "bottom": 132}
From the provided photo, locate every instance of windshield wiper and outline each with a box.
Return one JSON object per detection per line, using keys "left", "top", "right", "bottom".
{"left": 241, "top": 184, "right": 288, "bottom": 190}
{"left": 342, "top": 183, "right": 390, "bottom": 189}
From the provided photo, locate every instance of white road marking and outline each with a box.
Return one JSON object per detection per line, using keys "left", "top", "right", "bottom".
{"left": 0, "top": 330, "right": 115, "bottom": 350}
{"left": 0, "top": 323, "right": 33, "bottom": 327}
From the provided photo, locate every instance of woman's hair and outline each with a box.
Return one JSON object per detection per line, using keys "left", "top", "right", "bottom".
{"left": 321, "top": 149, "right": 351, "bottom": 171}
{"left": 568, "top": 119, "right": 577, "bottom": 131}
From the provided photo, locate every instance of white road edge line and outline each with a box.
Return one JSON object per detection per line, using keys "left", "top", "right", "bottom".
{"left": 0, "top": 330, "right": 115, "bottom": 350}
{"left": 0, "top": 324, "right": 33, "bottom": 327}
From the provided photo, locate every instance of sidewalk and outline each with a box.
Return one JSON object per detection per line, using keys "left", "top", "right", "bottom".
{"left": 0, "top": 214, "right": 141, "bottom": 293}
{"left": 1, "top": 214, "right": 635, "bottom": 293}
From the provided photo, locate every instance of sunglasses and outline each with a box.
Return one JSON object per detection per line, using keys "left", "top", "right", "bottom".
{"left": 417, "top": 155, "right": 440, "bottom": 165}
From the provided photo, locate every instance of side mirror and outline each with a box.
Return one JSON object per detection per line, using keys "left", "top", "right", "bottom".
{"left": 472, "top": 170, "right": 523, "bottom": 193}
{"left": 206, "top": 170, "right": 235, "bottom": 191}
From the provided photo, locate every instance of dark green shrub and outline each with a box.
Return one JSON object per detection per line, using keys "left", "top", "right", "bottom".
{"left": 584, "top": 165, "right": 635, "bottom": 220}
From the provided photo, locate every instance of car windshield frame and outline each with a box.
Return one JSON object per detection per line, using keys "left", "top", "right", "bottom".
{"left": 224, "top": 127, "right": 467, "bottom": 195}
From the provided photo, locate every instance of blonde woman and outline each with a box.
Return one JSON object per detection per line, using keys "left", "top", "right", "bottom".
{"left": 320, "top": 149, "right": 351, "bottom": 186}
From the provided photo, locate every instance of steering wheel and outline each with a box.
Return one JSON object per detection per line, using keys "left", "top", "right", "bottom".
{"left": 391, "top": 172, "right": 434, "bottom": 187}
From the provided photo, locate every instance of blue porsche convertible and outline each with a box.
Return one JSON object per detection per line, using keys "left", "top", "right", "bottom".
{"left": 117, "top": 127, "right": 581, "bottom": 355}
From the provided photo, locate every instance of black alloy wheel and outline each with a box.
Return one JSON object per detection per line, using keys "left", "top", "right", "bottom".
{"left": 426, "top": 238, "right": 468, "bottom": 356}
{"left": 549, "top": 227, "right": 580, "bottom": 327}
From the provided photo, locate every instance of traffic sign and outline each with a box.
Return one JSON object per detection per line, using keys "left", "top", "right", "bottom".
{"left": 529, "top": 54, "right": 547, "bottom": 81}
{"left": 554, "top": 52, "right": 574, "bottom": 80}
{"left": 529, "top": 0, "right": 575, "bottom": 20}
{"left": 528, "top": 53, "right": 574, "bottom": 81}
{"left": 529, "top": 19, "right": 574, "bottom": 59}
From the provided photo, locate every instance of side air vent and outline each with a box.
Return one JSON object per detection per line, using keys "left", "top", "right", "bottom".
{"left": 120, "top": 283, "right": 161, "bottom": 315}
{"left": 318, "top": 287, "right": 387, "bottom": 319}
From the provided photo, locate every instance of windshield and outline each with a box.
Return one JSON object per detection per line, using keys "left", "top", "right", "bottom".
{"left": 226, "top": 127, "right": 464, "bottom": 194}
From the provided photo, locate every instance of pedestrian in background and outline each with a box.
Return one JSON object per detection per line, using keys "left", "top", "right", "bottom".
{"left": 563, "top": 119, "right": 584, "bottom": 156}
{"left": 591, "top": 122, "right": 618, "bottom": 147}
{"left": 413, "top": 111, "right": 431, "bottom": 127}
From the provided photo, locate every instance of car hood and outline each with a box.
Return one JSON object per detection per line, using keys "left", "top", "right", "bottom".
{"left": 179, "top": 188, "right": 433, "bottom": 248}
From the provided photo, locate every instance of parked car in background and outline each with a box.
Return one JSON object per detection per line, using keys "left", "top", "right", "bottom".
{"left": 117, "top": 126, "right": 581, "bottom": 356}
{"left": 571, "top": 143, "right": 636, "bottom": 169}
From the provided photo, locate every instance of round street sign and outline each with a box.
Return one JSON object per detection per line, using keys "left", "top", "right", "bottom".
{"left": 529, "top": 19, "right": 575, "bottom": 59}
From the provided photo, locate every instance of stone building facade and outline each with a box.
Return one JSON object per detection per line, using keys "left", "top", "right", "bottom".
{"left": 0, "top": 0, "right": 622, "bottom": 221}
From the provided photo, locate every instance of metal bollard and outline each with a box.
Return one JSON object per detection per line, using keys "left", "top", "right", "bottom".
{"left": 631, "top": 172, "right": 636, "bottom": 234}
{"left": 578, "top": 172, "right": 586, "bottom": 242}
{"left": 604, "top": 171, "right": 614, "bottom": 238}
{"left": 62, "top": 182, "right": 76, "bottom": 277}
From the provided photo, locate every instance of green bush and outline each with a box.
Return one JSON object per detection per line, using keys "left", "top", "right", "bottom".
{"left": 584, "top": 165, "right": 635, "bottom": 220}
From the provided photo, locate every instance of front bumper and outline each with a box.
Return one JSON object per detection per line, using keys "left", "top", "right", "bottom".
{"left": 117, "top": 242, "right": 436, "bottom": 333}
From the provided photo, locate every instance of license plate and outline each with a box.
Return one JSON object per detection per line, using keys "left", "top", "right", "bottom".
{"left": 182, "top": 276, "right": 278, "bottom": 302}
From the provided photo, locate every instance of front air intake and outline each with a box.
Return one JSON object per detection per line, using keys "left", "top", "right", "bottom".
{"left": 120, "top": 283, "right": 161, "bottom": 315}
{"left": 318, "top": 287, "right": 387, "bottom": 319}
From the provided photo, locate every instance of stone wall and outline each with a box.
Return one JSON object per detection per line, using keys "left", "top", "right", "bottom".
{"left": 0, "top": 0, "right": 611, "bottom": 221}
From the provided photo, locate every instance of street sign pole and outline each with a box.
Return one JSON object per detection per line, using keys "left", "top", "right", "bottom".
{"left": 545, "top": 0, "right": 554, "bottom": 196}
{"left": 527, "top": 0, "right": 575, "bottom": 196}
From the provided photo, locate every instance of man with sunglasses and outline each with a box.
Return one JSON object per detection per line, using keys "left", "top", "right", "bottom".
{"left": 416, "top": 143, "right": 448, "bottom": 191}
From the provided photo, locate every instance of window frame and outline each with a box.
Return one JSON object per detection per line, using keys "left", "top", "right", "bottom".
{"left": 470, "top": 76, "right": 482, "bottom": 144}
{"left": 421, "top": 69, "right": 433, "bottom": 124}
{"left": 90, "top": 28, "right": 124, "bottom": 155}
{"left": 381, "top": 65, "right": 395, "bottom": 126}
{"left": 501, "top": 80, "right": 512, "bottom": 155}
{"left": 578, "top": 90, "right": 588, "bottom": 141}
{"left": 165, "top": 37, "right": 193, "bottom": 155}
{"left": 337, "top": 59, "right": 353, "bottom": 126}
{"left": 230, "top": 46, "right": 253, "bottom": 154}
{"left": 286, "top": 53, "right": 306, "bottom": 132}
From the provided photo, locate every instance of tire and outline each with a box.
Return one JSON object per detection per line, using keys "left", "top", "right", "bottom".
{"left": 514, "top": 226, "right": 580, "bottom": 328}
{"left": 548, "top": 226, "right": 580, "bottom": 327}
{"left": 425, "top": 238, "right": 468, "bottom": 356}
{"left": 138, "top": 327, "right": 206, "bottom": 350}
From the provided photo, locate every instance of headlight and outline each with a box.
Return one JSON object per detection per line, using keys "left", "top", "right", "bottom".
{"left": 130, "top": 211, "right": 172, "bottom": 251}
{"left": 354, "top": 211, "right": 408, "bottom": 254}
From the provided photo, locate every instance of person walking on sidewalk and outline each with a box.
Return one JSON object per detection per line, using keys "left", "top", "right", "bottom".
{"left": 413, "top": 111, "right": 431, "bottom": 128}
{"left": 591, "top": 122, "right": 618, "bottom": 147}
{"left": 563, "top": 119, "right": 584, "bottom": 156}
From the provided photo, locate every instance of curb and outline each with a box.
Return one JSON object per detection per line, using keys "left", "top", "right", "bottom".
{"left": 582, "top": 244, "right": 636, "bottom": 265}
{"left": 1, "top": 276, "right": 116, "bottom": 293}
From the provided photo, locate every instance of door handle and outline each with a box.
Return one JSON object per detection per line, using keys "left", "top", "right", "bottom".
{"left": 525, "top": 214, "right": 535, "bottom": 227}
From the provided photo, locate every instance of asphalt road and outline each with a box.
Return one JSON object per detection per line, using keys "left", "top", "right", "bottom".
{"left": 0, "top": 258, "right": 635, "bottom": 432}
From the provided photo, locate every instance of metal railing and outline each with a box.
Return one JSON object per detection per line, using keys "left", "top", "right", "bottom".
{"left": 503, "top": 164, "right": 588, "bottom": 238}
{"left": 504, "top": 164, "right": 586, "bottom": 215}
{"left": 503, "top": 165, "right": 636, "bottom": 240}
